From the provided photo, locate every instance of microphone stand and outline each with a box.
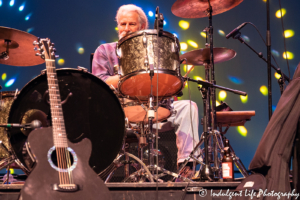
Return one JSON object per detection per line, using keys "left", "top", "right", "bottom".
{"left": 266, "top": 0, "right": 272, "bottom": 120}
{"left": 232, "top": 32, "right": 290, "bottom": 96}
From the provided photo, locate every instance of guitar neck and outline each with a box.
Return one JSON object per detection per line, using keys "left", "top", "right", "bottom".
{"left": 45, "top": 59, "right": 68, "bottom": 148}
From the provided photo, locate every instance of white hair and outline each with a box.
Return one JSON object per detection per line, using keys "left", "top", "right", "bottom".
{"left": 116, "top": 4, "right": 149, "bottom": 29}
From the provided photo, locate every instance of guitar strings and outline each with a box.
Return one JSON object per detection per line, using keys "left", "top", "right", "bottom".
{"left": 47, "top": 55, "right": 74, "bottom": 187}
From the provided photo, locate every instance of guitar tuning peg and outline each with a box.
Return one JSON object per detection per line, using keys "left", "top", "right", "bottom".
{"left": 51, "top": 43, "right": 55, "bottom": 47}
{"left": 35, "top": 53, "right": 41, "bottom": 56}
{"left": 33, "top": 41, "right": 38, "bottom": 46}
{"left": 55, "top": 55, "right": 59, "bottom": 58}
{"left": 52, "top": 48, "right": 56, "bottom": 52}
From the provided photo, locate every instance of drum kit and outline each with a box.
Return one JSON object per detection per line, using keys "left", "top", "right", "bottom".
{"left": 0, "top": 0, "right": 256, "bottom": 184}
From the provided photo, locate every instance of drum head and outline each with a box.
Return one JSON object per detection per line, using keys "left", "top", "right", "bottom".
{"left": 8, "top": 69, "right": 125, "bottom": 175}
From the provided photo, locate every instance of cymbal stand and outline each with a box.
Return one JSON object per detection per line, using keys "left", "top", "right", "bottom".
{"left": 179, "top": 78, "right": 247, "bottom": 181}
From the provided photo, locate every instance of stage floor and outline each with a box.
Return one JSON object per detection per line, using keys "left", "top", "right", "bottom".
{"left": 0, "top": 182, "right": 240, "bottom": 200}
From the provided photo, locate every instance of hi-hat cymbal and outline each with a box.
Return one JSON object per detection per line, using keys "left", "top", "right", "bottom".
{"left": 172, "top": 0, "right": 243, "bottom": 18}
{"left": 0, "top": 26, "right": 44, "bottom": 66}
{"left": 180, "top": 47, "right": 236, "bottom": 65}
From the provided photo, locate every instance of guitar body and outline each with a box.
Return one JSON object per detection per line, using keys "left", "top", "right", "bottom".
{"left": 20, "top": 127, "right": 112, "bottom": 200}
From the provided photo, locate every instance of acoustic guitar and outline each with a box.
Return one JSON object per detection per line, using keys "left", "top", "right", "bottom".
{"left": 19, "top": 38, "right": 112, "bottom": 200}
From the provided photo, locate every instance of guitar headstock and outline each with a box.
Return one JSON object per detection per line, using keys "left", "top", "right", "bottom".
{"left": 33, "top": 38, "right": 58, "bottom": 60}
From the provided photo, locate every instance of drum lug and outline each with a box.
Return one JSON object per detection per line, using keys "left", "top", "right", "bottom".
{"left": 77, "top": 66, "right": 88, "bottom": 73}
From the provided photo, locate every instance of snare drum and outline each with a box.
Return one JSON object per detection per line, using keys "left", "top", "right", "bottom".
{"left": 117, "top": 29, "right": 183, "bottom": 101}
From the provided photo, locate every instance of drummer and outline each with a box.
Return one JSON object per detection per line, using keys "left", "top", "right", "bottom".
{"left": 92, "top": 4, "right": 200, "bottom": 178}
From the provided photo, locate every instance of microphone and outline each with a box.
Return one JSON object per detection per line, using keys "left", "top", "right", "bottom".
{"left": 0, "top": 120, "right": 42, "bottom": 129}
{"left": 226, "top": 22, "right": 248, "bottom": 39}
{"left": 154, "top": 7, "right": 159, "bottom": 29}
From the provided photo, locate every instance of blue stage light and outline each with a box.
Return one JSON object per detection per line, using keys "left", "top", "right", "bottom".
{"left": 19, "top": 3, "right": 25, "bottom": 11}
{"left": 148, "top": 11, "right": 153, "bottom": 17}
{"left": 228, "top": 76, "right": 244, "bottom": 84}
{"left": 9, "top": 0, "right": 14, "bottom": 6}
{"left": 5, "top": 78, "right": 15, "bottom": 87}
{"left": 25, "top": 13, "right": 32, "bottom": 21}
{"left": 0, "top": 0, "right": 2, "bottom": 7}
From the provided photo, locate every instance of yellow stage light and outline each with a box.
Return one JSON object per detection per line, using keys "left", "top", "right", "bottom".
{"left": 240, "top": 95, "right": 248, "bottom": 103}
{"left": 283, "top": 51, "right": 294, "bottom": 60}
{"left": 276, "top": 8, "right": 286, "bottom": 18}
{"left": 284, "top": 30, "right": 294, "bottom": 38}
{"left": 200, "top": 32, "right": 206, "bottom": 38}
{"left": 260, "top": 85, "right": 268, "bottom": 96}
{"left": 179, "top": 20, "right": 190, "bottom": 30}
{"left": 180, "top": 42, "right": 188, "bottom": 51}
{"left": 187, "top": 40, "right": 198, "bottom": 48}
{"left": 219, "top": 90, "right": 227, "bottom": 101}
{"left": 57, "top": 58, "right": 65, "bottom": 66}
{"left": 274, "top": 72, "right": 281, "bottom": 79}
{"left": 237, "top": 126, "right": 247, "bottom": 137}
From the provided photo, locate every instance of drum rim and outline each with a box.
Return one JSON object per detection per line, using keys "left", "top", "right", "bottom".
{"left": 118, "top": 69, "right": 184, "bottom": 100}
{"left": 118, "top": 29, "right": 179, "bottom": 47}
{"left": 7, "top": 68, "right": 126, "bottom": 174}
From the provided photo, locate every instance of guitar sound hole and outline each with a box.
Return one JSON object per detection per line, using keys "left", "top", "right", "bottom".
{"left": 50, "top": 148, "right": 74, "bottom": 169}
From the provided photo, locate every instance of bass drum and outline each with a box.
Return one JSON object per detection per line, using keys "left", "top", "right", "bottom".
{"left": 7, "top": 68, "right": 125, "bottom": 175}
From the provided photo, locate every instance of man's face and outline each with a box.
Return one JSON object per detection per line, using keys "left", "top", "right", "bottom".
{"left": 118, "top": 11, "right": 144, "bottom": 39}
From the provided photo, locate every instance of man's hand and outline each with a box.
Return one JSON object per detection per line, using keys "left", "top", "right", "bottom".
{"left": 106, "top": 75, "right": 120, "bottom": 89}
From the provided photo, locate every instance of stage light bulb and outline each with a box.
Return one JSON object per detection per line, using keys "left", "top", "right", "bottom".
{"left": 276, "top": 8, "right": 286, "bottom": 18}
{"left": 260, "top": 85, "right": 268, "bottom": 96}
{"left": 57, "top": 58, "right": 65, "bottom": 66}
{"left": 274, "top": 72, "right": 281, "bottom": 80}
{"left": 25, "top": 13, "right": 32, "bottom": 21}
{"left": 200, "top": 32, "right": 206, "bottom": 38}
{"left": 78, "top": 47, "right": 84, "bottom": 54}
{"left": 187, "top": 40, "right": 198, "bottom": 48}
{"left": 219, "top": 90, "right": 227, "bottom": 101}
{"left": 19, "top": 4, "right": 25, "bottom": 11}
{"left": 9, "top": 0, "right": 14, "bottom": 6}
{"left": 237, "top": 126, "right": 247, "bottom": 137}
{"left": 180, "top": 42, "right": 188, "bottom": 51}
{"left": 240, "top": 95, "right": 248, "bottom": 104}
{"left": 218, "top": 30, "right": 225, "bottom": 37}
{"left": 284, "top": 30, "right": 294, "bottom": 38}
{"left": 5, "top": 79, "right": 15, "bottom": 87}
{"left": 283, "top": 51, "right": 294, "bottom": 60}
{"left": 148, "top": 11, "right": 154, "bottom": 17}
{"left": 179, "top": 20, "right": 189, "bottom": 30}
{"left": 2, "top": 73, "right": 6, "bottom": 80}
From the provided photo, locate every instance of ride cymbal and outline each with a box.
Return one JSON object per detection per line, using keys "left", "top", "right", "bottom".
{"left": 172, "top": 0, "right": 243, "bottom": 18}
{"left": 180, "top": 47, "right": 236, "bottom": 65}
{"left": 0, "top": 26, "right": 44, "bottom": 66}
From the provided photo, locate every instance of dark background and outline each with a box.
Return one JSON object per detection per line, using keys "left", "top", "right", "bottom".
{"left": 0, "top": 0, "right": 299, "bottom": 175}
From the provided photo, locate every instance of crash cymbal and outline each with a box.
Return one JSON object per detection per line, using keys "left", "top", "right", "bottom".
{"left": 172, "top": 0, "right": 243, "bottom": 18}
{"left": 0, "top": 26, "right": 44, "bottom": 66}
{"left": 180, "top": 47, "right": 236, "bottom": 65}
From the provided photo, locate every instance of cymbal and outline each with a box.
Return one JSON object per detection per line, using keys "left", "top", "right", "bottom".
{"left": 172, "top": 0, "right": 243, "bottom": 18}
{"left": 0, "top": 26, "right": 44, "bottom": 66}
{"left": 180, "top": 47, "right": 236, "bottom": 65}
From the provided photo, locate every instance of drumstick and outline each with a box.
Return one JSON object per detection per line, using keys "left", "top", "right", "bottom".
{"left": 183, "top": 65, "right": 194, "bottom": 78}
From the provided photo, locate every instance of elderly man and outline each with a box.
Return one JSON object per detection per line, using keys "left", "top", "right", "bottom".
{"left": 92, "top": 4, "right": 199, "bottom": 177}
